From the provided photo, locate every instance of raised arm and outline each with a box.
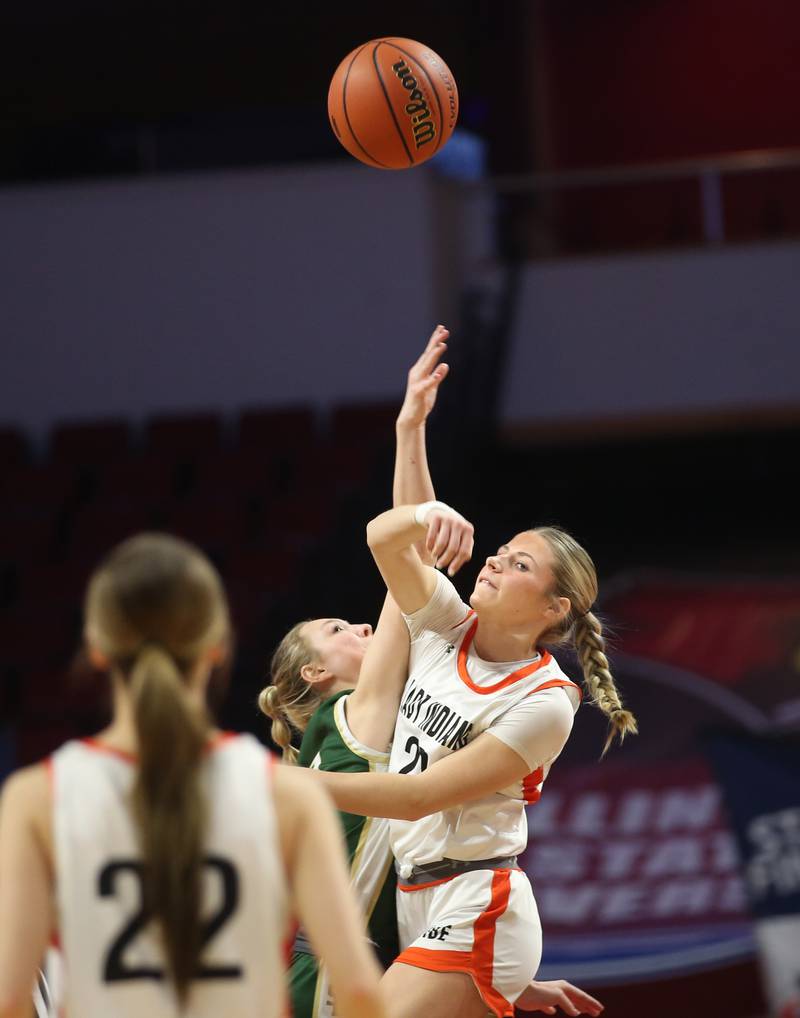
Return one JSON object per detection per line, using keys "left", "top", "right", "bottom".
{"left": 343, "top": 326, "right": 451, "bottom": 751}
{"left": 274, "top": 765, "right": 386, "bottom": 1018}
{"left": 393, "top": 323, "right": 449, "bottom": 512}
{"left": 366, "top": 502, "right": 474, "bottom": 616}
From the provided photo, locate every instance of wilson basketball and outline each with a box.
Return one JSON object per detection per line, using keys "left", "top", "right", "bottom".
{"left": 327, "top": 37, "right": 459, "bottom": 170}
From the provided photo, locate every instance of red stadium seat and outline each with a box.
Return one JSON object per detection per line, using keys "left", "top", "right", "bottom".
{"left": 237, "top": 405, "right": 316, "bottom": 454}
{"left": 329, "top": 400, "right": 398, "bottom": 450}
{"left": 0, "top": 427, "right": 31, "bottom": 474}
{"left": 65, "top": 504, "right": 159, "bottom": 561}
{"left": 49, "top": 419, "right": 131, "bottom": 465}
{"left": 144, "top": 412, "right": 224, "bottom": 457}
{"left": 96, "top": 452, "right": 183, "bottom": 507}
{"left": 190, "top": 449, "right": 285, "bottom": 503}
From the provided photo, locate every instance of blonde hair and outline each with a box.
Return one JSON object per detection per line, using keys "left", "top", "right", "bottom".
{"left": 534, "top": 525, "right": 638, "bottom": 756}
{"left": 258, "top": 620, "right": 325, "bottom": 763}
{"left": 85, "top": 532, "right": 229, "bottom": 1004}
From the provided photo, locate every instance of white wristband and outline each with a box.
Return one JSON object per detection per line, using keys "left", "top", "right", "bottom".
{"left": 413, "top": 500, "right": 460, "bottom": 526}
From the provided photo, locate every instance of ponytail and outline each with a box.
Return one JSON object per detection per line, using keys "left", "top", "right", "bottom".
{"left": 84, "top": 532, "right": 230, "bottom": 1005}
{"left": 258, "top": 620, "right": 325, "bottom": 762}
{"left": 130, "top": 644, "right": 208, "bottom": 1003}
{"left": 258, "top": 686, "right": 299, "bottom": 764}
{"left": 573, "top": 612, "right": 638, "bottom": 756}
{"left": 533, "top": 525, "right": 639, "bottom": 757}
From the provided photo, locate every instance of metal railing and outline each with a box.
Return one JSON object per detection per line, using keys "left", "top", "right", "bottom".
{"left": 481, "top": 146, "right": 800, "bottom": 248}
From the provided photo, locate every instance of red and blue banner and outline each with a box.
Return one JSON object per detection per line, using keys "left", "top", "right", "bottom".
{"left": 520, "top": 571, "right": 800, "bottom": 994}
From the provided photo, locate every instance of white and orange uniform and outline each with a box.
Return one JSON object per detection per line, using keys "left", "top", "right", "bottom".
{"left": 390, "top": 572, "right": 581, "bottom": 1017}
{"left": 49, "top": 733, "right": 287, "bottom": 1018}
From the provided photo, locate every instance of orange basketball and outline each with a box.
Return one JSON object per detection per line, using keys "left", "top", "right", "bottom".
{"left": 327, "top": 37, "right": 459, "bottom": 170}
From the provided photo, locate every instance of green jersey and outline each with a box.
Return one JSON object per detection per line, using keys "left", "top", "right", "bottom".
{"left": 290, "top": 690, "right": 398, "bottom": 1018}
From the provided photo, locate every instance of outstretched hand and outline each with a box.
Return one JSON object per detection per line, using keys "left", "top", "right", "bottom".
{"left": 516, "top": 979, "right": 604, "bottom": 1016}
{"left": 396, "top": 324, "right": 450, "bottom": 429}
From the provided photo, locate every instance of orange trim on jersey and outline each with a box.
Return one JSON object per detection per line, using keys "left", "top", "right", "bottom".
{"left": 397, "top": 949, "right": 513, "bottom": 1017}
{"left": 457, "top": 619, "right": 552, "bottom": 695}
{"left": 81, "top": 731, "right": 239, "bottom": 764}
{"left": 528, "top": 677, "right": 583, "bottom": 702}
{"left": 206, "top": 730, "right": 239, "bottom": 751}
{"left": 474, "top": 869, "right": 514, "bottom": 1015}
{"left": 80, "top": 737, "right": 137, "bottom": 763}
{"left": 283, "top": 919, "right": 298, "bottom": 968}
{"left": 395, "top": 869, "right": 515, "bottom": 1018}
{"left": 397, "top": 874, "right": 457, "bottom": 893}
{"left": 452, "top": 608, "right": 476, "bottom": 628}
{"left": 522, "top": 766, "right": 544, "bottom": 804}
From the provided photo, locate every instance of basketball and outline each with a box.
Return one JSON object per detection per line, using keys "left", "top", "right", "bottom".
{"left": 327, "top": 37, "right": 459, "bottom": 170}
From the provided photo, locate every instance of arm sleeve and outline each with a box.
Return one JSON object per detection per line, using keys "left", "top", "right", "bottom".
{"left": 402, "top": 570, "right": 471, "bottom": 641}
{"left": 485, "top": 687, "right": 576, "bottom": 771}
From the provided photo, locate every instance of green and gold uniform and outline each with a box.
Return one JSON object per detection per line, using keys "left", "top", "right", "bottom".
{"left": 289, "top": 690, "right": 398, "bottom": 1018}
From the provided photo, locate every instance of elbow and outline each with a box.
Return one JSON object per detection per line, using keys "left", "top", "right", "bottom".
{"left": 334, "top": 984, "right": 386, "bottom": 1018}
{"left": 402, "top": 777, "right": 432, "bottom": 822}
{"left": 366, "top": 515, "right": 390, "bottom": 552}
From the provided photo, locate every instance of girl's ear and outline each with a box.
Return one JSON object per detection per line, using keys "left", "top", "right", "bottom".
{"left": 206, "top": 643, "right": 226, "bottom": 665}
{"left": 300, "top": 663, "right": 329, "bottom": 687}
{"left": 88, "top": 645, "right": 111, "bottom": 670}
{"left": 548, "top": 595, "right": 571, "bottom": 622}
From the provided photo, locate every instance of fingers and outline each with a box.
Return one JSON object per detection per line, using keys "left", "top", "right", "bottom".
{"left": 421, "top": 361, "right": 449, "bottom": 393}
{"left": 554, "top": 992, "right": 580, "bottom": 1017}
{"left": 425, "top": 511, "right": 474, "bottom": 575}
{"left": 557, "top": 981, "right": 602, "bottom": 1013}
{"left": 561, "top": 984, "right": 603, "bottom": 1016}
{"left": 425, "top": 513, "right": 444, "bottom": 557}
{"left": 410, "top": 324, "right": 449, "bottom": 381}
{"left": 447, "top": 524, "right": 473, "bottom": 575}
{"left": 517, "top": 982, "right": 603, "bottom": 1017}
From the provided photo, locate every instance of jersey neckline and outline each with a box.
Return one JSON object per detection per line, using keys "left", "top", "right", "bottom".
{"left": 80, "top": 731, "right": 238, "bottom": 763}
{"left": 457, "top": 618, "right": 552, "bottom": 695}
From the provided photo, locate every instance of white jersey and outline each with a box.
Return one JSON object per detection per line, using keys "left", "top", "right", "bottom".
{"left": 390, "top": 573, "right": 580, "bottom": 875}
{"left": 51, "top": 733, "right": 288, "bottom": 1018}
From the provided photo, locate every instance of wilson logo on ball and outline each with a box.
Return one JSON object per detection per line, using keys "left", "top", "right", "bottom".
{"left": 391, "top": 59, "right": 435, "bottom": 149}
{"left": 327, "top": 37, "right": 459, "bottom": 170}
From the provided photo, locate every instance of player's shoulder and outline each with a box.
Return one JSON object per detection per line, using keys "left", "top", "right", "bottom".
{"left": 530, "top": 651, "right": 582, "bottom": 711}
{"left": 308, "top": 690, "right": 350, "bottom": 730}
{"left": 297, "top": 690, "right": 351, "bottom": 764}
{"left": 0, "top": 761, "right": 50, "bottom": 819}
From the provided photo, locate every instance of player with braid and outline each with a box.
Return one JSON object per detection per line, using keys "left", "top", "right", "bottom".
{"left": 311, "top": 500, "right": 636, "bottom": 1016}
{"left": 524, "top": 526, "right": 634, "bottom": 756}
{"left": 261, "top": 328, "right": 605, "bottom": 1018}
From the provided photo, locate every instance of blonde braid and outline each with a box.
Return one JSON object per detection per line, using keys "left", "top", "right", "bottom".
{"left": 534, "top": 525, "right": 639, "bottom": 756}
{"left": 574, "top": 611, "right": 638, "bottom": 756}
{"left": 258, "top": 620, "right": 325, "bottom": 763}
{"left": 258, "top": 685, "right": 300, "bottom": 764}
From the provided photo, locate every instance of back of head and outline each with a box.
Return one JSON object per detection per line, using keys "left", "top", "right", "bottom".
{"left": 258, "top": 620, "right": 324, "bottom": 763}
{"left": 534, "top": 525, "right": 638, "bottom": 755}
{"left": 85, "top": 532, "right": 230, "bottom": 1003}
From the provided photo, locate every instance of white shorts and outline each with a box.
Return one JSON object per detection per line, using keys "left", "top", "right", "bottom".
{"left": 395, "top": 867, "right": 541, "bottom": 1018}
